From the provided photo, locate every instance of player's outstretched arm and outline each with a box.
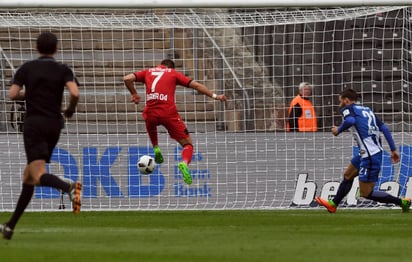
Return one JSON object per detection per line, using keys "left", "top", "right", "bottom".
{"left": 8, "top": 84, "right": 25, "bottom": 100}
{"left": 390, "top": 150, "right": 401, "bottom": 164}
{"left": 332, "top": 116, "right": 355, "bottom": 136}
{"left": 189, "top": 81, "right": 227, "bottom": 101}
{"left": 63, "top": 81, "right": 79, "bottom": 118}
{"left": 331, "top": 126, "right": 339, "bottom": 136}
{"left": 379, "top": 123, "right": 400, "bottom": 164}
{"left": 123, "top": 73, "right": 140, "bottom": 104}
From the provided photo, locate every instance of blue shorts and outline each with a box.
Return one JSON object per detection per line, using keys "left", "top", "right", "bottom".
{"left": 358, "top": 152, "right": 383, "bottom": 183}
{"left": 351, "top": 155, "right": 361, "bottom": 170}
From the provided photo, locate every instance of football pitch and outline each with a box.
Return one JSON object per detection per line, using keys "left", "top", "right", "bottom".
{"left": 0, "top": 210, "right": 410, "bottom": 262}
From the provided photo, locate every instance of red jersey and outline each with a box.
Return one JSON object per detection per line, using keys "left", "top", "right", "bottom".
{"left": 134, "top": 65, "right": 192, "bottom": 118}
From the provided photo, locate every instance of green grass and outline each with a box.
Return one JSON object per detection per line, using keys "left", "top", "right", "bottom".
{"left": 0, "top": 210, "right": 411, "bottom": 262}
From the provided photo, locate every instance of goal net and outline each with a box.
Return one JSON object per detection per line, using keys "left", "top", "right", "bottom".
{"left": 0, "top": 6, "right": 411, "bottom": 210}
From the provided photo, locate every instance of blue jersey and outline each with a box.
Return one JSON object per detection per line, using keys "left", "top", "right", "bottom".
{"left": 339, "top": 103, "right": 384, "bottom": 158}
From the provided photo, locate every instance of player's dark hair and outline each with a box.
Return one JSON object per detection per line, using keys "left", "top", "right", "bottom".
{"left": 161, "top": 59, "right": 175, "bottom": 69}
{"left": 340, "top": 88, "right": 358, "bottom": 101}
{"left": 36, "top": 32, "right": 58, "bottom": 55}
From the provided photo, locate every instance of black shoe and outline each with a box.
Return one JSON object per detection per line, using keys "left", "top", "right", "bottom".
{"left": 0, "top": 224, "right": 13, "bottom": 240}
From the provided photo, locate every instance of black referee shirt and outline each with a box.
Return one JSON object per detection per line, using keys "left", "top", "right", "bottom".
{"left": 11, "top": 56, "right": 76, "bottom": 119}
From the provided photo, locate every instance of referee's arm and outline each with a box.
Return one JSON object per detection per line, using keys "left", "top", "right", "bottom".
{"left": 63, "top": 81, "right": 80, "bottom": 118}
{"left": 9, "top": 84, "right": 25, "bottom": 100}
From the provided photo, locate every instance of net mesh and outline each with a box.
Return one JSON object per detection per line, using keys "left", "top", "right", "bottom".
{"left": 0, "top": 6, "right": 411, "bottom": 210}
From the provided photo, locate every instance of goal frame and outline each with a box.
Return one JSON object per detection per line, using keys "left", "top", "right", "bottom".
{"left": 0, "top": 6, "right": 411, "bottom": 211}
{"left": 0, "top": 0, "right": 411, "bottom": 8}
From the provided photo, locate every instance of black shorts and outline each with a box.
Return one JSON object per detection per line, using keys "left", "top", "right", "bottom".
{"left": 23, "top": 116, "right": 63, "bottom": 164}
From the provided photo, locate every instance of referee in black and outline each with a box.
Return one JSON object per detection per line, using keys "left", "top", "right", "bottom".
{"left": 1, "top": 32, "right": 82, "bottom": 240}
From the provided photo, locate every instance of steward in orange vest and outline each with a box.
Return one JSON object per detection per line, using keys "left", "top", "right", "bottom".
{"left": 287, "top": 82, "right": 318, "bottom": 132}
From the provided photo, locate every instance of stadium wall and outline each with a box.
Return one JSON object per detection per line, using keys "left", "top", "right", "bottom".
{"left": 0, "top": 132, "right": 411, "bottom": 211}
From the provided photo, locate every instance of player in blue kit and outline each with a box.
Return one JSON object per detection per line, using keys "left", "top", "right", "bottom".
{"left": 315, "top": 88, "right": 410, "bottom": 213}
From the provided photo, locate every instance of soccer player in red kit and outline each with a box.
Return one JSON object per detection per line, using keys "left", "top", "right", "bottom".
{"left": 123, "top": 59, "right": 227, "bottom": 185}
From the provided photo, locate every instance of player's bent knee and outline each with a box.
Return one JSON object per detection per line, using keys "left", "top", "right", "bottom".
{"left": 360, "top": 189, "right": 373, "bottom": 198}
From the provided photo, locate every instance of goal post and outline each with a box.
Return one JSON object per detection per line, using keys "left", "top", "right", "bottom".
{"left": 1, "top": 0, "right": 412, "bottom": 8}
{"left": 0, "top": 6, "right": 411, "bottom": 211}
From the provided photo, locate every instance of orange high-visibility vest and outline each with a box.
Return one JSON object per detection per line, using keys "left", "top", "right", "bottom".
{"left": 287, "top": 95, "right": 318, "bottom": 132}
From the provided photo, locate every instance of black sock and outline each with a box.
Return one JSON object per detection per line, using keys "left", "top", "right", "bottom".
{"left": 39, "top": 173, "right": 71, "bottom": 193}
{"left": 367, "top": 191, "right": 402, "bottom": 206}
{"left": 7, "top": 183, "right": 34, "bottom": 229}
{"left": 332, "top": 178, "right": 354, "bottom": 206}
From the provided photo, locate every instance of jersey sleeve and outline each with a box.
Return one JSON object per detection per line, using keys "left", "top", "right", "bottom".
{"left": 375, "top": 116, "right": 384, "bottom": 128}
{"left": 337, "top": 106, "right": 355, "bottom": 133}
{"left": 380, "top": 124, "right": 397, "bottom": 151}
{"left": 134, "top": 70, "right": 147, "bottom": 83}
{"left": 174, "top": 70, "right": 192, "bottom": 87}
{"left": 11, "top": 64, "right": 27, "bottom": 87}
{"left": 62, "top": 64, "right": 77, "bottom": 85}
{"left": 376, "top": 117, "right": 396, "bottom": 151}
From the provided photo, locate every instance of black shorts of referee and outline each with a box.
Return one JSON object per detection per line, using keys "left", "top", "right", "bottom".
{"left": 23, "top": 115, "right": 64, "bottom": 164}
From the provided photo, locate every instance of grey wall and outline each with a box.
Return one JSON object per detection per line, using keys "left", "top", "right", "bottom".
{"left": 0, "top": 132, "right": 410, "bottom": 211}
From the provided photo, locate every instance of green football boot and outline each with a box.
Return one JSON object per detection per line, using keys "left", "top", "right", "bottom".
{"left": 153, "top": 146, "right": 164, "bottom": 164}
{"left": 401, "top": 198, "right": 411, "bottom": 213}
{"left": 178, "top": 162, "right": 192, "bottom": 185}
